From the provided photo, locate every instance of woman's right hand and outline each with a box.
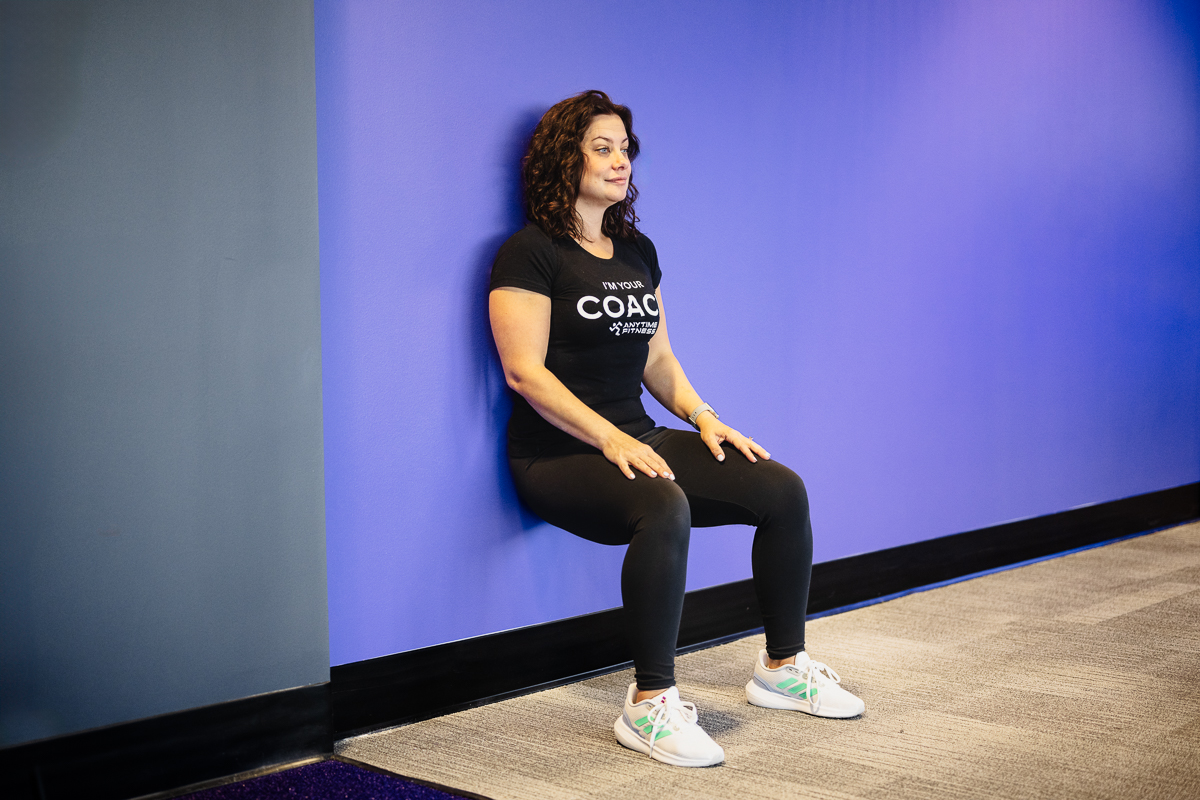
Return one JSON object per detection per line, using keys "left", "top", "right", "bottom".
{"left": 601, "top": 430, "right": 675, "bottom": 481}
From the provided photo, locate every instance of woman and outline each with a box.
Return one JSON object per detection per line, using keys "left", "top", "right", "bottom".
{"left": 489, "top": 90, "right": 864, "bottom": 768}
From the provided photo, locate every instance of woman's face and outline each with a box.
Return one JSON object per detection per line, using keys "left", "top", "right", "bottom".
{"left": 576, "top": 114, "right": 630, "bottom": 211}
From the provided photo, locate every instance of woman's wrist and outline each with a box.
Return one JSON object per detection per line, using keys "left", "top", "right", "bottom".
{"left": 687, "top": 402, "right": 719, "bottom": 430}
{"left": 596, "top": 423, "right": 633, "bottom": 452}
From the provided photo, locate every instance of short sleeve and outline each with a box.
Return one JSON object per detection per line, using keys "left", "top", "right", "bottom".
{"left": 632, "top": 233, "right": 662, "bottom": 289}
{"left": 490, "top": 225, "right": 559, "bottom": 296}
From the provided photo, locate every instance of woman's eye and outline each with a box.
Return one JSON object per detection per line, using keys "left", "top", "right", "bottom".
{"left": 597, "top": 147, "right": 609, "bottom": 154}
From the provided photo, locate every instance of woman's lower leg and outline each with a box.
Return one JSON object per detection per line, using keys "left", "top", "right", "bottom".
{"left": 621, "top": 497, "right": 691, "bottom": 694}
{"left": 752, "top": 476, "right": 813, "bottom": 661}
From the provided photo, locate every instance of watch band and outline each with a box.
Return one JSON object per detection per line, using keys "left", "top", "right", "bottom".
{"left": 688, "top": 402, "right": 719, "bottom": 430}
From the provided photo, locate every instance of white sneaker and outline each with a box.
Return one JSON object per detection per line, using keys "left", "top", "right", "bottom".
{"left": 613, "top": 684, "right": 725, "bottom": 767}
{"left": 745, "top": 649, "right": 865, "bottom": 718}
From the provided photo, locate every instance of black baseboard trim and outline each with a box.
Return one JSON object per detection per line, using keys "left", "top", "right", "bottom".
{"left": 808, "top": 481, "right": 1198, "bottom": 614}
{"left": 331, "top": 481, "right": 1199, "bottom": 737}
{"left": 0, "top": 683, "right": 331, "bottom": 800}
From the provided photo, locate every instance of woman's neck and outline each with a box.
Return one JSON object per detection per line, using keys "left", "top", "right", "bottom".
{"left": 575, "top": 198, "right": 609, "bottom": 242}
{"left": 573, "top": 202, "right": 613, "bottom": 257}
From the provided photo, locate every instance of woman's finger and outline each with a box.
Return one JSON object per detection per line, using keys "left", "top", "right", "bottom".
{"left": 731, "top": 435, "right": 758, "bottom": 463}
{"left": 630, "top": 454, "right": 660, "bottom": 478}
{"left": 702, "top": 431, "right": 726, "bottom": 462}
{"left": 618, "top": 457, "right": 637, "bottom": 480}
{"left": 652, "top": 453, "right": 675, "bottom": 480}
{"left": 748, "top": 438, "right": 771, "bottom": 460}
{"left": 643, "top": 452, "right": 674, "bottom": 480}
{"left": 720, "top": 431, "right": 758, "bottom": 463}
{"left": 629, "top": 444, "right": 673, "bottom": 480}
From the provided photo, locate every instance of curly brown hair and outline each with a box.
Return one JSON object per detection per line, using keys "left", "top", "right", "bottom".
{"left": 522, "top": 90, "right": 641, "bottom": 241}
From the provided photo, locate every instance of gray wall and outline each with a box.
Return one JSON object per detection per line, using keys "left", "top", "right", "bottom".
{"left": 0, "top": 0, "right": 328, "bottom": 746}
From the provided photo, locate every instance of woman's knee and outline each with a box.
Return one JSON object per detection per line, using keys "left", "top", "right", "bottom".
{"left": 761, "top": 462, "right": 810, "bottom": 524}
{"left": 631, "top": 480, "right": 691, "bottom": 551}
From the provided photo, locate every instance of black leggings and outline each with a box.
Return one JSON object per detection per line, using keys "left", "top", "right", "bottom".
{"left": 509, "top": 426, "right": 813, "bottom": 692}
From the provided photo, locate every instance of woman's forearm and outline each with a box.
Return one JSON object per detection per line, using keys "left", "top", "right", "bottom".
{"left": 507, "top": 364, "right": 628, "bottom": 450}
{"left": 639, "top": 288, "right": 713, "bottom": 427}
{"left": 642, "top": 350, "right": 704, "bottom": 423}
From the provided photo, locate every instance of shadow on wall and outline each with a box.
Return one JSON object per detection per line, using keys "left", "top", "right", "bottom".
{"left": 0, "top": 1, "right": 90, "bottom": 159}
{"left": 468, "top": 107, "right": 548, "bottom": 535}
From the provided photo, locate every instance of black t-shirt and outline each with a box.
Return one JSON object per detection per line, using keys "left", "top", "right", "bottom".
{"left": 490, "top": 224, "right": 664, "bottom": 458}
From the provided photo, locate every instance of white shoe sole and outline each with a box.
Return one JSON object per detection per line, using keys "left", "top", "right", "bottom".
{"left": 613, "top": 717, "right": 724, "bottom": 767}
{"left": 745, "top": 679, "right": 864, "bottom": 718}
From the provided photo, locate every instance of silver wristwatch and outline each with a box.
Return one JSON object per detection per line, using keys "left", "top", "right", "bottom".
{"left": 688, "top": 402, "right": 719, "bottom": 430}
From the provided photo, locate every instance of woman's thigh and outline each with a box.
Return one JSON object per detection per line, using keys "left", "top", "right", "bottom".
{"left": 645, "top": 428, "right": 807, "bottom": 528}
{"left": 509, "top": 448, "right": 690, "bottom": 546}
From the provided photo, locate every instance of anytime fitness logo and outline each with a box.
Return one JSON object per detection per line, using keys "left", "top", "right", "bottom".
{"left": 576, "top": 280, "right": 659, "bottom": 336}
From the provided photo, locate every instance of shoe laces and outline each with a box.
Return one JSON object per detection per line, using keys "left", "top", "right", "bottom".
{"left": 641, "top": 694, "right": 698, "bottom": 761}
{"left": 782, "top": 658, "right": 841, "bottom": 714}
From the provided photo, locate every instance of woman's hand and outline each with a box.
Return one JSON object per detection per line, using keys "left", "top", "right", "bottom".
{"left": 697, "top": 414, "right": 771, "bottom": 463}
{"left": 601, "top": 430, "right": 676, "bottom": 481}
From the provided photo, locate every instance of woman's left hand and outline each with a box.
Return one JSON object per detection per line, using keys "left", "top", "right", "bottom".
{"left": 697, "top": 414, "right": 771, "bottom": 463}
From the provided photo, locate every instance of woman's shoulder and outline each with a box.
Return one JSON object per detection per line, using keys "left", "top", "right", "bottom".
{"left": 631, "top": 228, "right": 654, "bottom": 246}
{"left": 494, "top": 224, "right": 561, "bottom": 269}
{"left": 499, "top": 223, "right": 559, "bottom": 254}
{"left": 625, "top": 230, "right": 660, "bottom": 280}
{"left": 491, "top": 224, "right": 561, "bottom": 294}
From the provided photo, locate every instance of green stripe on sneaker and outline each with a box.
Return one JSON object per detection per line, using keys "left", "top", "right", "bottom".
{"left": 637, "top": 721, "right": 672, "bottom": 741}
{"left": 775, "top": 678, "right": 797, "bottom": 690}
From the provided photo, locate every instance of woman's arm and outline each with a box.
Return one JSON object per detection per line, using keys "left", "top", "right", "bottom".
{"left": 489, "top": 286, "right": 676, "bottom": 480}
{"left": 642, "top": 287, "right": 770, "bottom": 463}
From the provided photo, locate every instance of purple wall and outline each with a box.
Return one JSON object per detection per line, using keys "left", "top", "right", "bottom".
{"left": 316, "top": 0, "right": 1200, "bottom": 666}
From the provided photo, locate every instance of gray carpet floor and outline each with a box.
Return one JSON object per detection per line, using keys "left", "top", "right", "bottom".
{"left": 338, "top": 521, "right": 1200, "bottom": 799}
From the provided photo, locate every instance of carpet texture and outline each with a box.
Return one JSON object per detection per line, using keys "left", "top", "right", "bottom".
{"left": 339, "top": 521, "right": 1200, "bottom": 800}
